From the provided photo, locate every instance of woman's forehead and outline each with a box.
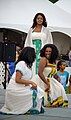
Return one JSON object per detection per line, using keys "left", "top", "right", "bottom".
{"left": 45, "top": 47, "right": 52, "bottom": 51}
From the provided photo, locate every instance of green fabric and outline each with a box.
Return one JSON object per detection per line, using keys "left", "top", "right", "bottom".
{"left": 32, "top": 39, "right": 42, "bottom": 74}
{"left": 26, "top": 89, "right": 44, "bottom": 115}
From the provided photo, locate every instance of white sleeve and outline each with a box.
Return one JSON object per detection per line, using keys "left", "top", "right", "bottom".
{"left": 15, "top": 61, "right": 26, "bottom": 75}
{"left": 24, "top": 28, "right": 32, "bottom": 47}
{"left": 42, "top": 27, "right": 53, "bottom": 45}
{"left": 46, "top": 28, "right": 53, "bottom": 44}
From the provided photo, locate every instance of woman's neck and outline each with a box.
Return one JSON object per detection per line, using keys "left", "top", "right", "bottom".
{"left": 36, "top": 24, "right": 42, "bottom": 27}
{"left": 34, "top": 25, "right": 42, "bottom": 32}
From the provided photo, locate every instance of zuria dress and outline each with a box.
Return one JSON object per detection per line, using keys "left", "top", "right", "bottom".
{"left": 31, "top": 66, "right": 68, "bottom": 107}
{"left": 25, "top": 26, "right": 53, "bottom": 74}
{"left": 0, "top": 61, "right": 44, "bottom": 114}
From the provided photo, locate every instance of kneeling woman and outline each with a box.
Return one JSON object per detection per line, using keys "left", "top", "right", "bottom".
{"left": 38, "top": 44, "right": 68, "bottom": 107}
{"left": 0, "top": 47, "right": 44, "bottom": 115}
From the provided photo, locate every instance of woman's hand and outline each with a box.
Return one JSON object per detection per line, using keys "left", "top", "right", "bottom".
{"left": 45, "top": 84, "right": 50, "bottom": 92}
{"left": 45, "top": 78, "right": 50, "bottom": 92}
{"left": 31, "top": 82, "right": 37, "bottom": 89}
{"left": 25, "top": 81, "right": 37, "bottom": 89}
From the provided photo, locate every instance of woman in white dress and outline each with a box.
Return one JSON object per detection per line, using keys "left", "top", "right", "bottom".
{"left": 0, "top": 47, "right": 44, "bottom": 115}
{"left": 25, "top": 13, "right": 53, "bottom": 74}
{"left": 37, "top": 44, "right": 68, "bottom": 107}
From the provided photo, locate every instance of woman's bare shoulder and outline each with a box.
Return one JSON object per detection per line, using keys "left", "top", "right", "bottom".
{"left": 40, "top": 57, "right": 49, "bottom": 64}
{"left": 40, "top": 57, "right": 47, "bottom": 61}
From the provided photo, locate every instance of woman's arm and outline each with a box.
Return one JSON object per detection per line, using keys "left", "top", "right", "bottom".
{"left": 15, "top": 71, "right": 37, "bottom": 89}
{"left": 38, "top": 57, "right": 50, "bottom": 91}
{"left": 38, "top": 57, "right": 49, "bottom": 85}
{"left": 48, "top": 63, "right": 56, "bottom": 67}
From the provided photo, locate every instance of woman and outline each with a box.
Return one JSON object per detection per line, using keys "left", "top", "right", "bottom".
{"left": 38, "top": 44, "right": 68, "bottom": 107}
{"left": 25, "top": 13, "right": 53, "bottom": 74}
{"left": 0, "top": 47, "right": 44, "bottom": 115}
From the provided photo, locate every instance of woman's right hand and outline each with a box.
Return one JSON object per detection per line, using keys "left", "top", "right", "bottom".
{"left": 31, "top": 82, "right": 37, "bottom": 89}
{"left": 45, "top": 84, "right": 50, "bottom": 92}
{"left": 45, "top": 79, "right": 50, "bottom": 92}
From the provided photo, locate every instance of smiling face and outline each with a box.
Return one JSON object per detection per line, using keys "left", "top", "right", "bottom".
{"left": 36, "top": 15, "right": 44, "bottom": 25}
{"left": 45, "top": 47, "right": 52, "bottom": 59}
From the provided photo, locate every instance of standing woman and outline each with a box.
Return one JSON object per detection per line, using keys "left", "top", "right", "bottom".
{"left": 25, "top": 13, "right": 53, "bottom": 74}
{"left": 38, "top": 44, "right": 68, "bottom": 107}
{"left": 0, "top": 47, "right": 44, "bottom": 115}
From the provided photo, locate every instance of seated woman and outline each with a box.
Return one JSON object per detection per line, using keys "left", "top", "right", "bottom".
{"left": 37, "top": 44, "right": 68, "bottom": 107}
{"left": 0, "top": 47, "right": 44, "bottom": 115}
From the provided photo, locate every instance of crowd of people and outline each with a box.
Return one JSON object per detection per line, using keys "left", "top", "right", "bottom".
{"left": 0, "top": 12, "right": 71, "bottom": 115}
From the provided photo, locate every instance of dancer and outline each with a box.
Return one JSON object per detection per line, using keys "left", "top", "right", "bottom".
{"left": 0, "top": 47, "right": 44, "bottom": 114}
{"left": 37, "top": 44, "right": 68, "bottom": 107}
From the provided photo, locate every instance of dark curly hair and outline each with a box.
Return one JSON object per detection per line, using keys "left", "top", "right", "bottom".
{"left": 16, "top": 47, "right": 36, "bottom": 68}
{"left": 32, "top": 13, "right": 47, "bottom": 28}
{"left": 40, "top": 44, "right": 59, "bottom": 64}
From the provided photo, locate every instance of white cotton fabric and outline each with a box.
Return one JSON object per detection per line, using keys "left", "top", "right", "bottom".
{"left": 0, "top": 61, "right": 44, "bottom": 114}
{"left": 31, "top": 67, "right": 68, "bottom": 105}
{"left": 25, "top": 26, "right": 53, "bottom": 48}
{"left": 25, "top": 26, "right": 53, "bottom": 75}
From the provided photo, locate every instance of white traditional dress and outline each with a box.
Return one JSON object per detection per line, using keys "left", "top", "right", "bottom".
{"left": 25, "top": 26, "right": 53, "bottom": 48}
{"left": 25, "top": 26, "right": 53, "bottom": 74}
{"left": 0, "top": 61, "right": 44, "bottom": 114}
{"left": 31, "top": 66, "right": 68, "bottom": 107}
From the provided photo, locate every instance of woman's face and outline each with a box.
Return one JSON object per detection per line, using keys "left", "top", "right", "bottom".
{"left": 36, "top": 15, "right": 43, "bottom": 25}
{"left": 45, "top": 47, "right": 52, "bottom": 59}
